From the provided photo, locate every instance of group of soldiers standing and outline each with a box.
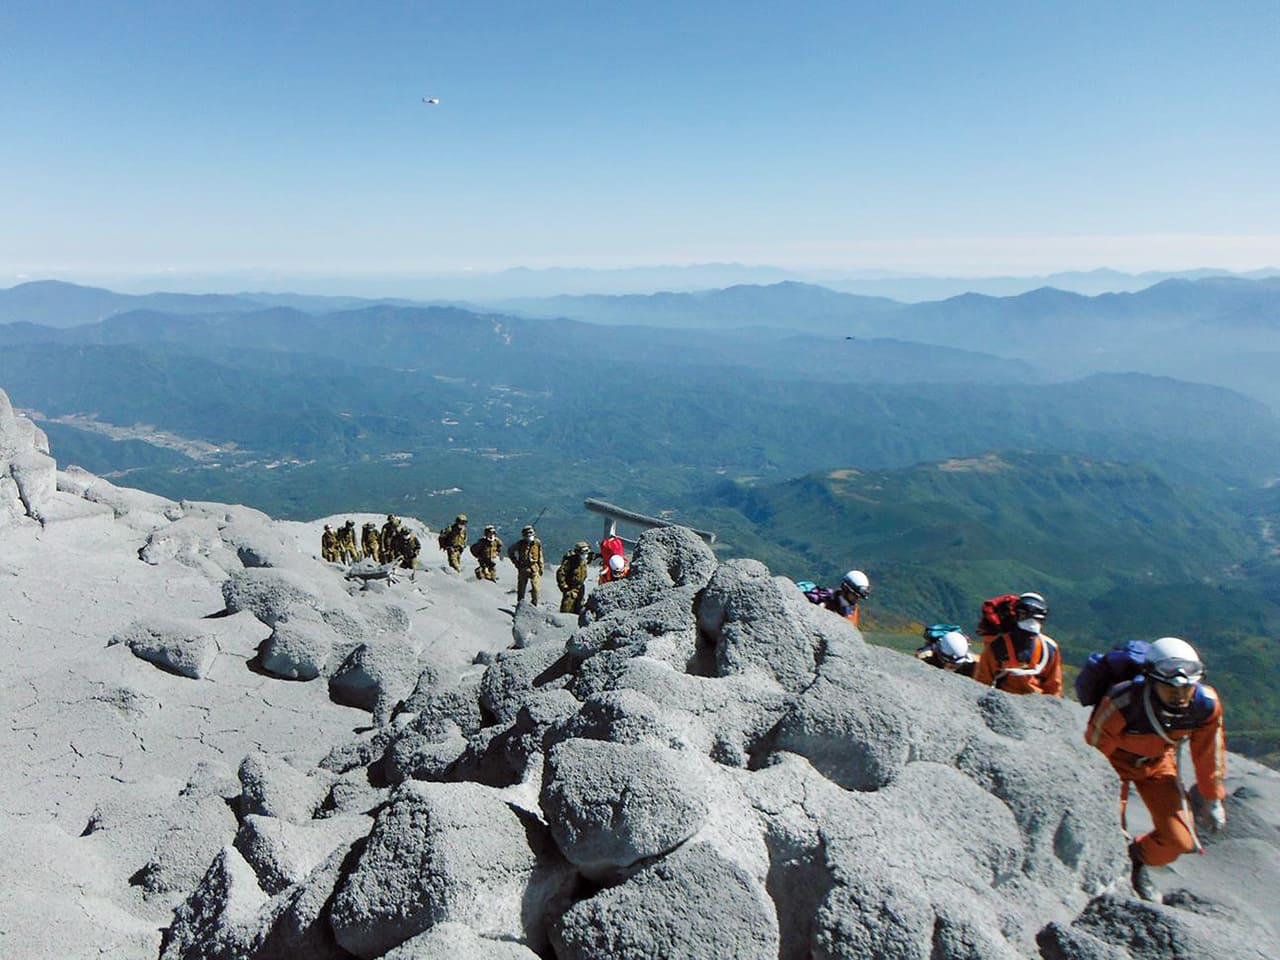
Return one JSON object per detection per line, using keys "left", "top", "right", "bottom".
{"left": 438, "top": 514, "right": 630, "bottom": 613}
{"left": 320, "top": 516, "right": 420, "bottom": 569}
{"left": 322, "top": 512, "right": 631, "bottom": 613}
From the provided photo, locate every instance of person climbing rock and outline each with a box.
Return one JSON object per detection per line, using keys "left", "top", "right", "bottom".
{"left": 824, "top": 569, "right": 870, "bottom": 626}
{"left": 320, "top": 524, "right": 338, "bottom": 562}
{"left": 1084, "top": 636, "right": 1227, "bottom": 902}
{"left": 916, "top": 626, "right": 977, "bottom": 677}
{"left": 972, "top": 592, "right": 1062, "bottom": 696}
{"left": 598, "top": 552, "right": 630, "bottom": 584}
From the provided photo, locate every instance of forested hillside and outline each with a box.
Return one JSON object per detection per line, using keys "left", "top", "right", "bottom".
{"left": 2, "top": 279, "right": 1278, "bottom": 763}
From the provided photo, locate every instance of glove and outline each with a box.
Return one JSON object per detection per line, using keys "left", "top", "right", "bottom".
{"left": 1208, "top": 799, "right": 1227, "bottom": 832}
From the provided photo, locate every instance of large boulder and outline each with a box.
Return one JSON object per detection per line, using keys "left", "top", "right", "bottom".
{"left": 764, "top": 651, "right": 911, "bottom": 792}
{"left": 257, "top": 609, "right": 340, "bottom": 681}
{"left": 478, "top": 643, "right": 569, "bottom": 726}
{"left": 328, "top": 780, "right": 575, "bottom": 959}
{"left": 329, "top": 636, "right": 421, "bottom": 723}
{"left": 551, "top": 841, "right": 779, "bottom": 960}
{"left": 697, "top": 559, "right": 852, "bottom": 691}
{"left": 159, "top": 846, "right": 269, "bottom": 960}
{"left": 237, "top": 752, "right": 332, "bottom": 824}
{"left": 109, "top": 616, "right": 222, "bottom": 680}
{"left": 583, "top": 526, "right": 716, "bottom": 621}
{"left": 540, "top": 738, "right": 710, "bottom": 880}
{"left": 139, "top": 515, "right": 240, "bottom": 574}
{"left": 381, "top": 923, "right": 542, "bottom": 959}
{"left": 233, "top": 813, "right": 371, "bottom": 896}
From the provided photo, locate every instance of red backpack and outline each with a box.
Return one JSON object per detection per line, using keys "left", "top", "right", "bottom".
{"left": 976, "top": 594, "right": 1020, "bottom": 638}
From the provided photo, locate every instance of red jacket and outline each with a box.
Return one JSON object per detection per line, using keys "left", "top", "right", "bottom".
{"left": 1084, "top": 676, "right": 1226, "bottom": 800}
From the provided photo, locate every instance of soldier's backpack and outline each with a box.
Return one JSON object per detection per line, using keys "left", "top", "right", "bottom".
{"left": 976, "top": 594, "right": 1020, "bottom": 637}
{"left": 1075, "top": 640, "right": 1150, "bottom": 706}
{"left": 437, "top": 529, "right": 449, "bottom": 550}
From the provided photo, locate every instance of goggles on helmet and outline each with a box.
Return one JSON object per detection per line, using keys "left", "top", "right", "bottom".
{"left": 1147, "top": 657, "right": 1203, "bottom": 687}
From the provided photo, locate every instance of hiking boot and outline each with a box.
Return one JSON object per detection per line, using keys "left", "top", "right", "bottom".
{"left": 1129, "top": 841, "right": 1160, "bottom": 902}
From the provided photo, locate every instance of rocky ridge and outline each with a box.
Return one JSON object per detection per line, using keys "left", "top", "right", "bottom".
{"left": 1, "top": 386, "right": 1278, "bottom": 959}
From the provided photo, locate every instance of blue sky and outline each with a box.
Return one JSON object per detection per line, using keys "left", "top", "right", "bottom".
{"left": 2, "top": 0, "right": 1278, "bottom": 287}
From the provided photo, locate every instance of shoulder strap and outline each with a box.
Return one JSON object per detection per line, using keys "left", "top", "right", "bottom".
{"left": 994, "top": 636, "right": 1054, "bottom": 683}
{"left": 1141, "top": 683, "right": 1177, "bottom": 745}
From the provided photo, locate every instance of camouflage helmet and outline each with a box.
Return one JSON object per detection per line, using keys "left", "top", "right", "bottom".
{"left": 522, "top": 525, "right": 535, "bottom": 535}
{"left": 456, "top": 514, "right": 467, "bottom": 523}
{"left": 387, "top": 514, "right": 397, "bottom": 522}
{"left": 575, "top": 540, "right": 590, "bottom": 552}
{"left": 484, "top": 524, "right": 496, "bottom": 534}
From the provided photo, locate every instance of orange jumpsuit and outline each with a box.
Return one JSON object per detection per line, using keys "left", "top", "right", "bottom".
{"left": 972, "top": 630, "right": 1062, "bottom": 696}
{"left": 823, "top": 593, "right": 860, "bottom": 627}
{"left": 1085, "top": 676, "right": 1226, "bottom": 866}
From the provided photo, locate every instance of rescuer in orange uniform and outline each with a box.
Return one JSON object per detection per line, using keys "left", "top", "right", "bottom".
{"left": 972, "top": 592, "right": 1062, "bottom": 696}
{"left": 1084, "top": 636, "right": 1227, "bottom": 901}
{"left": 824, "top": 570, "right": 870, "bottom": 627}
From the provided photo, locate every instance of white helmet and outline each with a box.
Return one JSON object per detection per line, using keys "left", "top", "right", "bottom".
{"left": 608, "top": 554, "right": 626, "bottom": 574}
{"left": 841, "top": 569, "right": 870, "bottom": 599}
{"left": 1145, "top": 636, "right": 1204, "bottom": 686}
{"left": 937, "top": 631, "right": 972, "bottom": 664}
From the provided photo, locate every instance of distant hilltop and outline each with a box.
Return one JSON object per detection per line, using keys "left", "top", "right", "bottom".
{"left": 7, "top": 263, "right": 1279, "bottom": 303}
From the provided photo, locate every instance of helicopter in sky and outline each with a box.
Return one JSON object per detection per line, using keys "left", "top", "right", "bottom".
{"left": 422, "top": 97, "right": 440, "bottom": 105}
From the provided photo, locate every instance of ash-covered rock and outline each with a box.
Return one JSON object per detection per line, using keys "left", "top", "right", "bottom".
{"left": 134, "top": 522, "right": 1280, "bottom": 960}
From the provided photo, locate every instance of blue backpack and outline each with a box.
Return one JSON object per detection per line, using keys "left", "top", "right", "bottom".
{"left": 1075, "top": 640, "right": 1150, "bottom": 706}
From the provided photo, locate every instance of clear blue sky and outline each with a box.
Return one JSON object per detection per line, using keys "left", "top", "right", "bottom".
{"left": 2, "top": 0, "right": 1278, "bottom": 287}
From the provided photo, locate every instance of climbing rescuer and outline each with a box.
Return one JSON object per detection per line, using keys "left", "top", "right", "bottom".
{"left": 439, "top": 514, "right": 468, "bottom": 573}
{"left": 972, "top": 591, "right": 1062, "bottom": 696}
{"left": 1084, "top": 636, "right": 1227, "bottom": 902}
{"left": 508, "top": 525, "right": 544, "bottom": 605}
{"left": 599, "top": 522, "right": 626, "bottom": 568}
{"left": 557, "top": 541, "right": 592, "bottom": 614}
{"left": 599, "top": 552, "right": 630, "bottom": 584}
{"left": 320, "top": 524, "right": 337, "bottom": 562}
{"left": 916, "top": 626, "right": 977, "bottom": 677}
{"left": 824, "top": 569, "right": 870, "bottom": 626}
{"left": 470, "top": 525, "right": 502, "bottom": 581}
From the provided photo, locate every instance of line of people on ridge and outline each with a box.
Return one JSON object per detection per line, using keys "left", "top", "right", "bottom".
{"left": 804, "top": 574, "right": 1228, "bottom": 903}
{"left": 323, "top": 514, "right": 632, "bottom": 613}
{"left": 321, "top": 517, "right": 420, "bottom": 569}
{"left": 437, "top": 514, "right": 631, "bottom": 613}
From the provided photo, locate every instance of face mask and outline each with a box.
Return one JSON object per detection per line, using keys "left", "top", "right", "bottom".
{"left": 1017, "top": 618, "right": 1042, "bottom": 634}
{"left": 525, "top": 534, "right": 534, "bottom": 542}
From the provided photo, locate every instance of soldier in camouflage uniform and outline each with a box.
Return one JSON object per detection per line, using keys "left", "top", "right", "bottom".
{"left": 556, "top": 540, "right": 592, "bottom": 614}
{"left": 361, "top": 521, "right": 382, "bottom": 563}
{"left": 394, "top": 525, "right": 420, "bottom": 569}
{"left": 380, "top": 515, "right": 401, "bottom": 561}
{"left": 470, "top": 525, "right": 502, "bottom": 581}
{"left": 321, "top": 524, "right": 338, "bottom": 562}
{"left": 508, "top": 524, "right": 544, "bottom": 605}
{"left": 439, "top": 513, "right": 468, "bottom": 573}
{"left": 338, "top": 520, "right": 360, "bottom": 564}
